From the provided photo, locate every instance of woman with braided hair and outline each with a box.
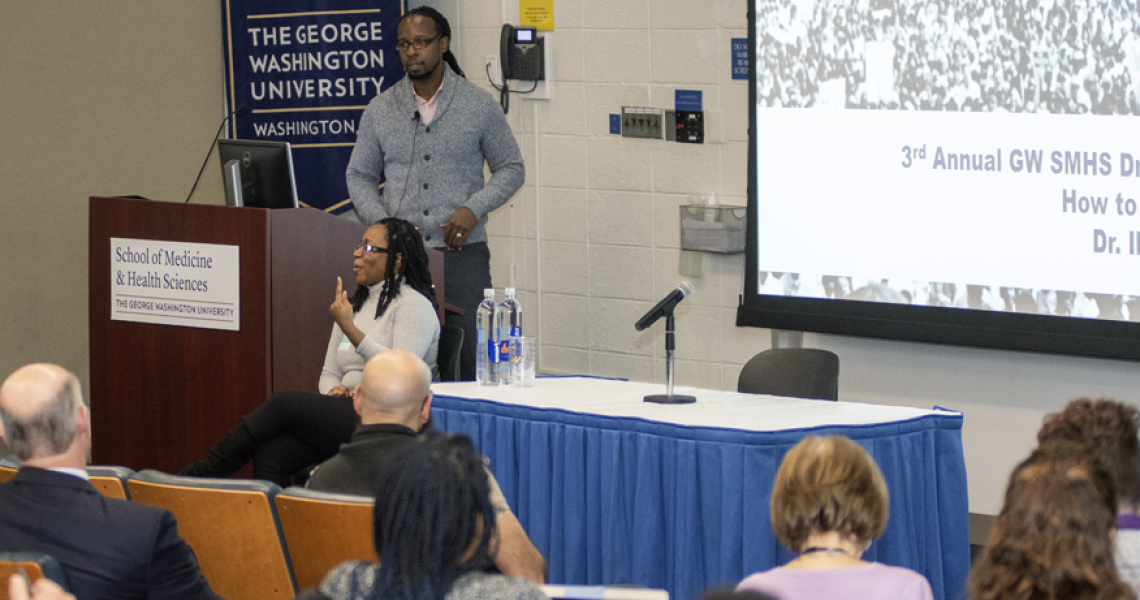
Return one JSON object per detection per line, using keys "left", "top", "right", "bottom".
{"left": 303, "top": 434, "right": 546, "bottom": 600}
{"left": 180, "top": 218, "right": 440, "bottom": 486}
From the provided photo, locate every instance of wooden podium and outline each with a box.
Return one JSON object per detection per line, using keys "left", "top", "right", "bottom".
{"left": 88, "top": 196, "right": 364, "bottom": 472}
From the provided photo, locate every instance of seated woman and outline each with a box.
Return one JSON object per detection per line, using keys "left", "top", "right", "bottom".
{"left": 969, "top": 443, "right": 1135, "bottom": 600}
{"left": 736, "top": 435, "right": 934, "bottom": 600}
{"left": 180, "top": 217, "right": 440, "bottom": 485}
{"left": 1036, "top": 397, "right": 1140, "bottom": 590}
{"left": 302, "top": 434, "right": 546, "bottom": 600}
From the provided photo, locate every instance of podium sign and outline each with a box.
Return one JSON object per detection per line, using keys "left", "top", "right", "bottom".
{"left": 89, "top": 196, "right": 364, "bottom": 471}
{"left": 110, "top": 238, "right": 241, "bottom": 331}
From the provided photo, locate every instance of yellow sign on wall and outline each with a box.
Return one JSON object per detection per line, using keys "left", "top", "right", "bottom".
{"left": 520, "top": 0, "right": 554, "bottom": 30}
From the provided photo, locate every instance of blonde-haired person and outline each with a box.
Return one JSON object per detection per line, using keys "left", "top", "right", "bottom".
{"left": 736, "top": 435, "right": 934, "bottom": 600}
{"left": 969, "top": 443, "right": 1135, "bottom": 600}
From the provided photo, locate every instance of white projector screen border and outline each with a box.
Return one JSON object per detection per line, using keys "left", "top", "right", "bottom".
{"left": 736, "top": 0, "right": 1140, "bottom": 360}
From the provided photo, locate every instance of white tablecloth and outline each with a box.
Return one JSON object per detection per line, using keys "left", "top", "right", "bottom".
{"left": 433, "top": 377, "right": 950, "bottom": 432}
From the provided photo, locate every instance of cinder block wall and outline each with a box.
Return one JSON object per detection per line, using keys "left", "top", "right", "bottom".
{"left": 418, "top": 0, "right": 1140, "bottom": 516}
{"left": 437, "top": 0, "right": 757, "bottom": 386}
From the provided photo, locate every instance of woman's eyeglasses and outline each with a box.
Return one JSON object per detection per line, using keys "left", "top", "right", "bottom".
{"left": 356, "top": 243, "right": 390, "bottom": 254}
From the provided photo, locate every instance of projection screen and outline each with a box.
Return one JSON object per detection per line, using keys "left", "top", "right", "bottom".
{"left": 737, "top": 0, "right": 1140, "bottom": 360}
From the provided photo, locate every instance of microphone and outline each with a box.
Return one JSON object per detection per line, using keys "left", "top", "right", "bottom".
{"left": 391, "top": 109, "right": 422, "bottom": 218}
{"left": 635, "top": 281, "right": 694, "bottom": 331}
{"left": 183, "top": 104, "right": 248, "bottom": 204}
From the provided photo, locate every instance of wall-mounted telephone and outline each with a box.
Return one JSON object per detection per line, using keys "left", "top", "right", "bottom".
{"left": 500, "top": 24, "right": 545, "bottom": 82}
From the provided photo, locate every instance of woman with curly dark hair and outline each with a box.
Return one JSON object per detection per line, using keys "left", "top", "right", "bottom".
{"left": 180, "top": 218, "right": 440, "bottom": 486}
{"left": 969, "top": 443, "right": 1136, "bottom": 600}
{"left": 1037, "top": 398, "right": 1140, "bottom": 590}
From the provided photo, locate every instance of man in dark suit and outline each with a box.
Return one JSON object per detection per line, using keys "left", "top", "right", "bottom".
{"left": 306, "top": 349, "right": 547, "bottom": 584}
{"left": 0, "top": 363, "right": 220, "bottom": 600}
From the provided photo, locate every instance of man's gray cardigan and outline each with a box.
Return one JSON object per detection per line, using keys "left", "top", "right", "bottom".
{"left": 346, "top": 65, "right": 524, "bottom": 247}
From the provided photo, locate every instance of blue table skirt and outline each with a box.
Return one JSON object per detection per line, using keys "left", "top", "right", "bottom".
{"left": 433, "top": 395, "right": 969, "bottom": 600}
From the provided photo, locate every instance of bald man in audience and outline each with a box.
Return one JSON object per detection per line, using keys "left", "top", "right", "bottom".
{"left": 0, "top": 364, "right": 220, "bottom": 600}
{"left": 306, "top": 349, "right": 548, "bottom": 583}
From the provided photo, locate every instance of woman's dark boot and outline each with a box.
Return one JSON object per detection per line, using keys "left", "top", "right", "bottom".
{"left": 178, "top": 420, "right": 257, "bottom": 478}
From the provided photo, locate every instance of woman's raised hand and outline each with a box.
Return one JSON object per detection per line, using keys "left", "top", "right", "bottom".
{"left": 330, "top": 277, "right": 366, "bottom": 349}
{"left": 330, "top": 277, "right": 354, "bottom": 330}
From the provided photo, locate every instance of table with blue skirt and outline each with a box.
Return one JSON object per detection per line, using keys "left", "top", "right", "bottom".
{"left": 431, "top": 377, "right": 969, "bottom": 600}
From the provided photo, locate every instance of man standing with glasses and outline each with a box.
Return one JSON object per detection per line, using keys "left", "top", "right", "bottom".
{"left": 347, "top": 7, "right": 524, "bottom": 381}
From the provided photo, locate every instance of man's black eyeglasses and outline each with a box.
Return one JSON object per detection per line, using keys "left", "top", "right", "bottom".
{"left": 396, "top": 36, "right": 440, "bottom": 52}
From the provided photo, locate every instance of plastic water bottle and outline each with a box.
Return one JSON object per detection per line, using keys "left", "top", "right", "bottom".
{"left": 476, "top": 288, "right": 499, "bottom": 385}
{"left": 498, "top": 288, "right": 522, "bottom": 384}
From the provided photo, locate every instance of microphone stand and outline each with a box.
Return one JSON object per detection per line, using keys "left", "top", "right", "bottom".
{"left": 644, "top": 313, "right": 696, "bottom": 404}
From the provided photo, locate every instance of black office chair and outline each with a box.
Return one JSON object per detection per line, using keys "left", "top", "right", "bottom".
{"left": 437, "top": 324, "right": 465, "bottom": 382}
{"left": 737, "top": 348, "right": 840, "bottom": 401}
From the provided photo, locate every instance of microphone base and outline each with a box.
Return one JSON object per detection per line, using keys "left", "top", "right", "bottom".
{"left": 644, "top": 394, "right": 696, "bottom": 405}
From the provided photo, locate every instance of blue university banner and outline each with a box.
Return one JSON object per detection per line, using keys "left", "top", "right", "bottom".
{"left": 222, "top": 0, "right": 405, "bottom": 213}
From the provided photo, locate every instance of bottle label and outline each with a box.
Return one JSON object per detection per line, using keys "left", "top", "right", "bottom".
{"left": 498, "top": 341, "right": 511, "bottom": 363}
{"left": 510, "top": 326, "right": 521, "bottom": 338}
{"left": 488, "top": 340, "right": 500, "bottom": 364}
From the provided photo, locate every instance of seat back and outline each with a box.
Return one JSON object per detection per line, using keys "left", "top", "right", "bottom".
{"left": 737, "top": 348, "right": 840, "bottom": 401}
{"left": 0, "top": 462, "right": 135, "bottom": 498}
{"left": 128, "top": 471, "right": 295, "bottom": 600}
{"left": 0, "top": 457, "right": 16, "bottom": 483}
{"left": 87, "top": 465, "right": 135, "bottom": 500}
{"left": 274, "top": 487, "right": 377, "bottom": 590}
{"left": 0, "top": 552, "right": 70, "bottom": 599}
{"left": 437, "top": 324, "right": 465, "bottom": 382}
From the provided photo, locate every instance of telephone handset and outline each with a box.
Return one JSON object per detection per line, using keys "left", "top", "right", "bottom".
{"left": 500, "top": 24, "right": 544, "bottom": 81}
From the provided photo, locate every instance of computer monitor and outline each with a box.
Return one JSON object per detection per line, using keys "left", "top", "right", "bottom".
{"left": 217, "top": 139, "right": 300, "bottom": 209}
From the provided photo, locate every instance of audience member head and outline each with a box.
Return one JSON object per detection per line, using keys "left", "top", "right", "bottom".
{"left": 769, "top": 435, "right": 889, "bottom": 553}
{"left": 355, "top": 349, "right": 432, "bottom": 429}
{"left": 1037, "top": 397, "right": 1140, "bottom": 512}
{"left": 0, "top": 364, "right": 88, "bottom": 467}
{"left": 699, "top": 588, "right": 777, "bottom": 600}
{"left": 350, "top": 217, "right": 437, "bottom": 320}
{"left": 371, "top": 433, "right": 495, "bottom": 600}
{"left": 969, "top": 443, "right": 1135, "bottom": 600}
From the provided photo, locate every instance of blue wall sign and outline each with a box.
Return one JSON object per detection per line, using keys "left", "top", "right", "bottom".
{"left": 675, "top": 89, "right": 703, "bottom": 112}
{"left": 732, "top": 38, "right": 749, "bottom": 80}
{"left": 222, "top": 0, "right": 406, "bottom": 213}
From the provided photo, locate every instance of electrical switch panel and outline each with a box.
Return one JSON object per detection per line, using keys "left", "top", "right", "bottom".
{"left": 621, "top": 107, "right": 664, "bottom": 139}
{"left": 675, "top": 110, "right": 704, "bottom": 144}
